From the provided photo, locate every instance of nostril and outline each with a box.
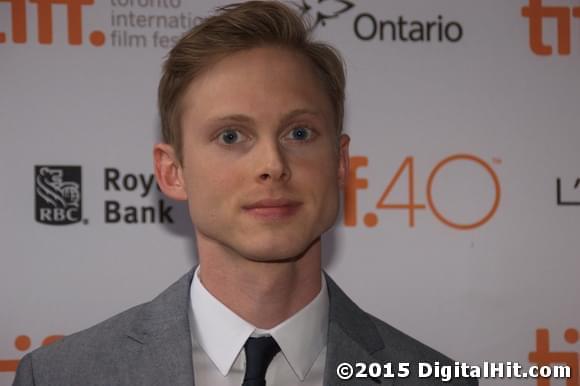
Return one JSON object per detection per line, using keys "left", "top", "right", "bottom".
{"left": 258, "top": 168, "right": 289, "bottom": 182}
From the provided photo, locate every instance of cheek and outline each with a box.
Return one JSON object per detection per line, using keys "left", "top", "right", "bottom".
{"left": 183, "top": 158, "right": 244, "bottom": 209}
{"left": 185, "top": 172, "right": 234, "bottom": 226}
{"left": 295, "top": 152, "right": 340, "bottom": 199}
{"left": 184, "top": 148, "right": 233, "bottom": 186}
{"left": 299, "top": 146, "right": 339, "bottom": 181}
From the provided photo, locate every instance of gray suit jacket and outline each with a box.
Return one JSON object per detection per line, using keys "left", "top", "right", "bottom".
{"left": 13, "top": 269, "right": 477, "bottom": 385}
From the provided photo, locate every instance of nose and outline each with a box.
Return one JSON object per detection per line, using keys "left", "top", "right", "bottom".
{"left": 256, "top": 139, "right": 291, "bottom": 183}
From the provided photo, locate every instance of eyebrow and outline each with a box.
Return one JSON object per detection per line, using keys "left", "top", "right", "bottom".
{"left": 209, "top": 109, "right": 322, "bottom": 126}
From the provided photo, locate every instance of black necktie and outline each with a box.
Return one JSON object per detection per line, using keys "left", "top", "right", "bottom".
{"left": 242, "top": 336, "right": 280, "bottom": 386}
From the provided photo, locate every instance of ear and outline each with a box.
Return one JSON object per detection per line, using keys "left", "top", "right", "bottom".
{"left": 337, "top": 134, "right": 350, "bottom": 188}
{"left": 153, "top": 143, "right": 188, "bottom": 201}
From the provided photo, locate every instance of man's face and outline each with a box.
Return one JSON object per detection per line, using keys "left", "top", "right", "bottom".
{"left": 176, "top": 46, "right": 349, "bottom": 261}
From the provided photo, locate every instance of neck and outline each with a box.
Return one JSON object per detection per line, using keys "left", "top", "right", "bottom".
{"left": 195, "top": 233, "right": 322, "bottom": 329}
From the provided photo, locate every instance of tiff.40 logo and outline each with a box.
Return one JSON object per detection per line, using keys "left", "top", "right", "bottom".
{"left": 0, "top": 0, "right": 105, "bottom": 46}
{"left": 344, "top": 154, "right": 501, "bottom": 230}
{"left": 522, "top": 0, "right": 580, "bottom": 55}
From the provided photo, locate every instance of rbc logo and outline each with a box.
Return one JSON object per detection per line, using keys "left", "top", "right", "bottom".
{"left": 35, "top": 166, "right": 82, "bottom": 225}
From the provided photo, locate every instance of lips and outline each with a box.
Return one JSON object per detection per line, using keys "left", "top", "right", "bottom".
{"left": 243, "top": 198, "right": 302, "bottom": 220}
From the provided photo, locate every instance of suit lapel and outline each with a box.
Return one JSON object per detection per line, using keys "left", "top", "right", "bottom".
{"left": 118, "top": 269, "right": 392, "bottom": 386}
{"left": 324, "top": 274, "right": 394, "bottom": 386}
{"left": 124, "top": 269, "right": 196, "bottom": 386}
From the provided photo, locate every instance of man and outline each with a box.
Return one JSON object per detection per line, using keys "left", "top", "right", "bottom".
{"left": 13, "top": 2, "right": 476, "bottom": 385}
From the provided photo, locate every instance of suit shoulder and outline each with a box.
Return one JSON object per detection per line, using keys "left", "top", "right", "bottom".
{"left": 366, "top": 314, "right": 478, "bottom": 385}
{"left": 28, "top": 300, "right": 148, "bottom": 364}
{"left": 15, "top": 270, "right": 195, "bottom": 385}
{"left": 366, "top": 312, "right": 454, "bottom": 364}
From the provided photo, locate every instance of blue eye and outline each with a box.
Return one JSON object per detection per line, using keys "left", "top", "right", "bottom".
{"left": 218, "top": 129, "right": 243, "bottom": 145}
{"left": 288, "top": 127, "right": 313, "bottom": 141}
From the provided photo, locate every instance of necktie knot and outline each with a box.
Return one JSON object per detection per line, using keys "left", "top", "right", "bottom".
{"left": 242, "top": 336, "right": 280, "bottom": 386}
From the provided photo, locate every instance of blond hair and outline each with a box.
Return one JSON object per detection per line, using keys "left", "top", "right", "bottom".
{"left": 158, "top": 1, "right": 346, "bottom": 162}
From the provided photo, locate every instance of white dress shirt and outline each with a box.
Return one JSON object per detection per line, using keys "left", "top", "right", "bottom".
{"left": 189, "top": 267, "right": 328, "bottom": 385}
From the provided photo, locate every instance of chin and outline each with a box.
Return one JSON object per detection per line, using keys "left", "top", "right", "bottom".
{"left": 237, "top": 236, "right": 316, "bottom": 263}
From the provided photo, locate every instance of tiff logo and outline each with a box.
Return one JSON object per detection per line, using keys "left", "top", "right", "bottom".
{"left": 0, "top": 335, "right": 63, "bottom": 373}
{"left": 529, "top": 328, "right": 579, "bottom": 386}
{"left": 0, "top": 0, "right": 105, "bottom": 46}
{"left": 522, "top": 0, "right": 580, "bottom": 55}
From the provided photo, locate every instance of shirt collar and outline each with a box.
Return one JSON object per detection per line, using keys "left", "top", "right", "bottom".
{"left": 189, "top": 266, "right": 329, "bottom": 380}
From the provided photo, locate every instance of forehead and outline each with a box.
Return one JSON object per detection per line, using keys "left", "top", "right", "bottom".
{"left": 180, "top": 46, "right": 333, "bottom": 124}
